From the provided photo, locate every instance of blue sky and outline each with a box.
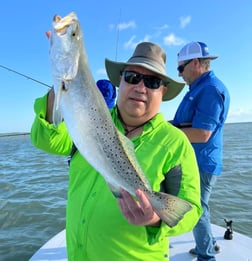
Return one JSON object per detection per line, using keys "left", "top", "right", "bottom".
{"left": 1, "top": 0, "right": 251, "bottom": 133}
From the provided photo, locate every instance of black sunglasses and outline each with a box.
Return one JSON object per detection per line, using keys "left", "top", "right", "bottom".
{"left": 121, "top": 71, "right": 164, "bottom": 89}
{"left": 177, "top": 59, "right": 193, "bottom": 73}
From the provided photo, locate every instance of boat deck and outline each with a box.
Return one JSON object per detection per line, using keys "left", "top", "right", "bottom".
{"left": 29, "top": 224, "right": 252, "bottom": 260}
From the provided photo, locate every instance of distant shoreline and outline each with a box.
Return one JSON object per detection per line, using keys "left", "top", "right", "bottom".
{"left": 0, "top": 121, "right": 251, "bottom": 137}
{"left": 0, "top": 132, "right": 30, "bottom": 138}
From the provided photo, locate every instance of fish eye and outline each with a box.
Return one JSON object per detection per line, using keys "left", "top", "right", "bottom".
{"left": 62, "top": 81, "right": 66, "bottom": 90}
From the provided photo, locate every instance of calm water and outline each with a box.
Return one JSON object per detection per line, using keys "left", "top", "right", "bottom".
{"left": 0, "top": 122, "right": 251, "bottom": 261}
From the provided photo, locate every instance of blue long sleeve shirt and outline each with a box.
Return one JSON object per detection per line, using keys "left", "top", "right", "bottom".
{"left": 173, "top": 71, "right": 230, "bottom": 175}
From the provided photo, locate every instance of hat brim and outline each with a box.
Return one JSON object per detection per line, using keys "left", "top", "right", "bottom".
{"left": 207, "top": 55, "right": 218, "bottom": 60}
{"left": 105, "top": 58, "right": 185, "bottom": 101}
{"left": 178, "top": 55, "right": 218, "bottom": 62}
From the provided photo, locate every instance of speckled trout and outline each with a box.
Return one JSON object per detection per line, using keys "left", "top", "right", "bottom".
{"left": 49, "top": 12, "right": 192, "bottom": 227}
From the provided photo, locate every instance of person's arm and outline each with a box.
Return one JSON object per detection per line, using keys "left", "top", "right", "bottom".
{"left": 180, "top": 127, "right": 212, "bottom": 143}
{"left": 30, "top": 90, "right": 72, "bottom": 156}
{"left": 172, "top": 121, "right": 212, "bottom": 143}
{"left": 117, "top": 140, "right": 202, "bottom": 231}
{"left": 179, "top": 86, "right": 225, "bottom": 143}
{"left": 150, "top": 135, "right": 202, "bottom": 241}
{"left": 116, "top": 142, "right": 202, "bottom": 244}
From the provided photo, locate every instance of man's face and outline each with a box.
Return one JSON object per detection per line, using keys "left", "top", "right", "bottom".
{"left": 117, "top": 65, "right": 167, "bottom": 122}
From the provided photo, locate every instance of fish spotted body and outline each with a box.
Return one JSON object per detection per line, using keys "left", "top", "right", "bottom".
{"left": 49, "top": 12, "right": 192, "bottom": 227}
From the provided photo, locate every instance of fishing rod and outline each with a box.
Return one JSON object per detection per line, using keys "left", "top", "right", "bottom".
{"left": 115, "top": 8, "right": 122, "bottom": 61}
{"left": 0, "top": 64, "right": 52, "bottom": 88}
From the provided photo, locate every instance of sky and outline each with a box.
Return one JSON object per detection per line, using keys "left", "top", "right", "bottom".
{"left": 0, "top": 0, "right": 252, "bottom": 133}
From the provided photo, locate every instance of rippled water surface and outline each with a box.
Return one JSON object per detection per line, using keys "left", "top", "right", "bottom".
{"left": 0, "top": 122, "right": 251, "bottom": 261}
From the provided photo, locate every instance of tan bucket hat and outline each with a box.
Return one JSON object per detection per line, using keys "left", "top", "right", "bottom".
{"left": 105, "top": 42, "right": 185, "bottom": 101}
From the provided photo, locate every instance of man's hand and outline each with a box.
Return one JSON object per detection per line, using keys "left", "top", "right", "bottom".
{"left": 117, "top": 189, "right": 161, "bottom": 227}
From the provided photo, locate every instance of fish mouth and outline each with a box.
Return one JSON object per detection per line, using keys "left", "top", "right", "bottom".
{"left": 53, "top": 13, "right": 77, "bottom": 35}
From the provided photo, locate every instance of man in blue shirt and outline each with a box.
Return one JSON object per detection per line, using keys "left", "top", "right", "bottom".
{"left": 172, "top": 42, "right": 230, "bottom": 261}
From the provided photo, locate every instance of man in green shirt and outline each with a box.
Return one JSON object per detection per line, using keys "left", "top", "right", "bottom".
{"left": 31, "top": 42, "right": 202, "bottom": 260}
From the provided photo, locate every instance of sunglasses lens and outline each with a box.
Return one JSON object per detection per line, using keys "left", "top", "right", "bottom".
{"left": 143, "top": 76, "right": 161, "bottom": 89}
{"left": 123, "top": 71, "right": 162, "bottom": 89}
{"left": 177, "top": 65, "right": 184, "bottom": 73}
{"left": 124, "top": 71, "right": 141, "bottom": 84}
{"left": 177, "top": 59, "right": 192, "bottom": 73}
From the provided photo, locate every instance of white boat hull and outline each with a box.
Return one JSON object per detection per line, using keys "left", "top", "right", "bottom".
{"left": 29, "top": 224, "right": 252, "bottom": 260}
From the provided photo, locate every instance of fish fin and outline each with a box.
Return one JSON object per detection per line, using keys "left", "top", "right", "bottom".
{"left": 116, "top": 130, "right": 152, "bottom": 190}
{"left": 150, "top": 191, "right": 192, "bottom": 228}
{"left": 52, "top": 84, "right": 63, "bottom": 126}
{"left": 107, "top": 182, "right": 122, "bottom": 198}
{"left": 117, "top": 130, "right": 135, "bottom": 154}
{"left": 45, "top": 31, "right": 51, "bottom": 38}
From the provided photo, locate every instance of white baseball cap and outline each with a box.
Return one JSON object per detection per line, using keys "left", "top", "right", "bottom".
{"left": 177, "top": 42, "right": 218, "bottom": 62}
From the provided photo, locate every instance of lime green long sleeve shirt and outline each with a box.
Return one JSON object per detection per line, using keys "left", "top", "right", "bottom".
{"left": 30, "top": 93, "right": 202, "bottom": 261}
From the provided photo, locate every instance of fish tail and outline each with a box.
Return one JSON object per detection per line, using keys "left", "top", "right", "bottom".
{"left": 150, "top": 191, "right": 192, "bottom": 228}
